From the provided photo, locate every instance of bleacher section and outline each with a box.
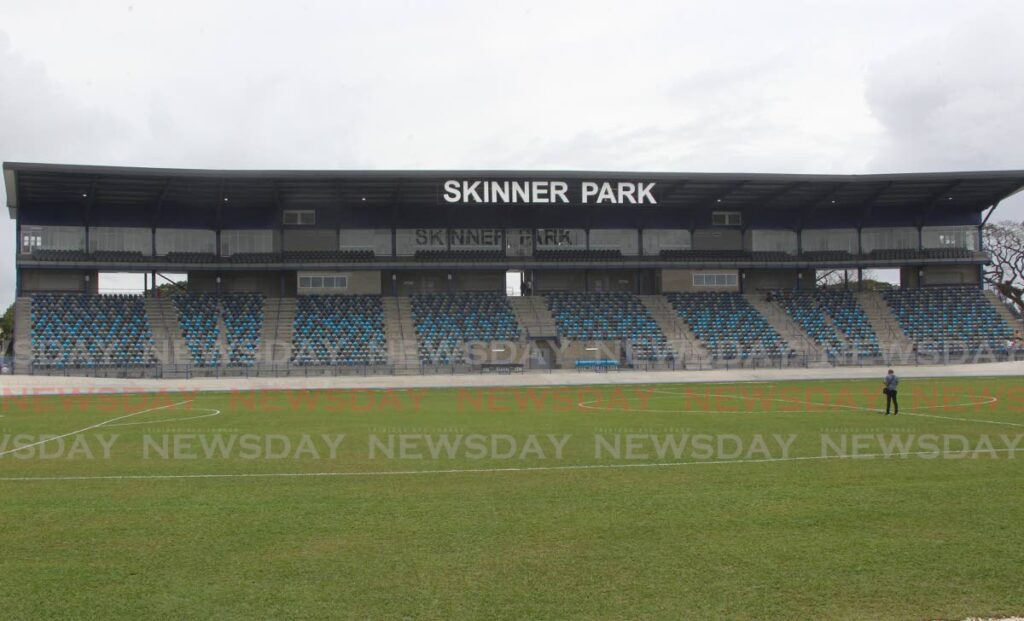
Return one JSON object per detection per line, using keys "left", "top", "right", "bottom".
{"left": 814, "top": 290, "right": 882, "bottom": 356}
{"left": 533, "top": 250, "right": 622, "bottom": 261}
{"left": 882, "top": 287, "right": 1014, "bottom": 353}
{"left": 414, "top": 250, "right": 505, "bottom": 262}
{"left": 291, "top": 295, "right": 387, "bottom": 366}
{"left": 221, "top": 293, "right": 264, "bottom": 366}
{"left": 666, "top": 292, "right": 789, "bottom": 360}
{"left": 30, "top": 294, "right": 156, "bottom": 368}
{"left": 283, "top": 250, "right": 375, "bottom": 263}
{"left": 172, "top": 294, "right": 222, "bottom": 367}
{"left": 771, "top": 291, "right": 845, "bottom": 355}
{"left": 410, "top": 293, "right": 521, "bottom": 364}
{"left": 770, "top": 290, "right": 881, "bottom": 357}
{"left": 545, "top": 292, "right": 673, "bottom": 361}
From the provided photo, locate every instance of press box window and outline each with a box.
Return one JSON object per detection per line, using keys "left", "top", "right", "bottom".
{"left": 693, "top": 273, "right": 738, "bottom": 287}
{"left": 712, "top": 211, "right": 742, "bottom": 226}
{"left": 283, "top": 210, "right": 316, "bottom": 226}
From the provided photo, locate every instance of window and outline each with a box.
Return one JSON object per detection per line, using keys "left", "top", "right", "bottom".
{"left": 693, "top": 273, "right": 738, "bottom": 287}
{"left": 283, "top": 210, "right": 316, "bottom": 226}
{"left": 712, "top": 211, "right": 742, "bottom": 226}
{"left": 21, "top": 233, "right": 42, "bottom": 254}
{"left": 922, "top": 226, "right": 978, "bottom": 250}
{"left": 297, "top": 272, "right": 349, "bottom": 292}
{"left": 220, "top": 230, "right": 274, "bottom": 256}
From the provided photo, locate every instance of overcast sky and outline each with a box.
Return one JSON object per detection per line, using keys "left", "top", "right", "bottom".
{"left": 2, "top": 0, "right": 1023, "bottom": 307}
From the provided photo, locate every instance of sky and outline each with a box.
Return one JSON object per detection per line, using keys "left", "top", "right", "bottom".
{"left": 1, "top": 0, "right": 1023, "bottom": 306}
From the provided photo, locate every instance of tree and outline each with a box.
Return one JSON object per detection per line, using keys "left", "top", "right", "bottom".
{"left": 0, "top": 302, "right": 13, "bottom": 357}
{"left": 983, "top": 221, "right": 1024, "bottom": 318}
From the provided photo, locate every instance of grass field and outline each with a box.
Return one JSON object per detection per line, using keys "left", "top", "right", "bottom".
{"left": 1, "top": 377, "right": 1023, "bottom": 620}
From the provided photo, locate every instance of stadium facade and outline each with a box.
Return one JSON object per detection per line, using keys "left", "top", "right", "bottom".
{"left": 5, "top": 162, "right": 1023, "bottom": 376}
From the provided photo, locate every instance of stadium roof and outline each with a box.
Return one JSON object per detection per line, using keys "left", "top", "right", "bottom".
{"left": 5, "top": 162, "right": 1024, "bottom": 219}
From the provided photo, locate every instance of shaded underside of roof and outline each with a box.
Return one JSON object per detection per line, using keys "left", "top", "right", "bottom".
{"left": 5, "top": 162, "right": 1024, "bottom": 215}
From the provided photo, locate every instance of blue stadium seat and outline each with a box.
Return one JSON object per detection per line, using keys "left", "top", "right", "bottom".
{"left": 30, "top": 293, "right": 156, "bottom": 368}
{"left": 883, "top": 287, "right": 1013, "bottom": 354}
{"left": 546, "top": 292, "right": 673, "bottom": 361}
{"left": 666, "top": 292, "right": 789, "bottom": 360}
{"left": 411, "top": 292, "right": 520, "bottom": 364}
{"left": 291, "top": 295, "right": 387, "bottom": 366}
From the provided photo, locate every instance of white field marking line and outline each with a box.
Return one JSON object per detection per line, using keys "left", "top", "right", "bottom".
{"left": 0, "top": 400, "right": 193, "bottom": 458}
{"left": 102, "top": 407, "right": 221, "bottom": 428}
{"left": 577, "top": 402, "right": 839, "bottom": 415}
{"left": 1, "top": 447, "right": 1023, "bottom": 483}
{"left": 634, "top": 388, "right": 1022, "bottom": 429}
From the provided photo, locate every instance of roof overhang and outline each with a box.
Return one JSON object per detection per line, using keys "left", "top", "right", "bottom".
{"left": 5, "top": 162, "right": 1024, "bottom": 217}
{"left": 4, "top": 167, "right": 17, "bottom": 219}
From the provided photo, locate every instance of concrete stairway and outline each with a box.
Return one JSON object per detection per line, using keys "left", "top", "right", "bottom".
{"left": 508, "top": 296, "right": 558, "bottom": 338}
{"left": 12, "top": 296, "right": 32, "bottom": 371}
{"left": 261, "top": 297, "right": 295, "bottom": 365}
{"left": 383, "top": 296, "right": 420, "bottom": 372}
{"left": 639, "top": 295, "right": 709, "bottom": 366}
{"left": 985, "top": 291, "right": 1022, "bottom": 332}
{"left": 855, "top": 291, "right": 916, "bottom": 362}
{"left": 144, "top": 297, "right": 186, "bottom": 365}
{"left": 745, "top": 294, "right": 827, "bottom": 364}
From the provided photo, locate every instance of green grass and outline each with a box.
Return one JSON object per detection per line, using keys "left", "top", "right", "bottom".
{"left": 1, "top": 377, "right": 1023, "bottom": 619}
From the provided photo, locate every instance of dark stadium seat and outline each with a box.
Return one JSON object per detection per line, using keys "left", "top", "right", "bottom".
{"left": 163, "top": 252, "right": 218, "bottom": 263}
{"left": 29, "top": 249, "right": 91, "bottom": 262}
{"left": 659, "top": 249, "right": 750, "bottom": 261}
{"left": 770, "top": 290, "right": 881, "bottom": 357}
{"left": 291, "top": 295, "right": 387, "bottom": 366}
{"left": 533, "top": 249, "right": 622, "bottom": 261}
{"left": 30, "top": 293, "right": 157, "bottom": 368}
{"left": 283, "top": 250, "right": 376, "bottom": 263}
{"left": 545, "top": 292, "right": 673, "bottom": 361}
{"left": 414, "top": 250, "right": 505, "bottom": 262}
{"left": 882, "top": 286, "right": 1013, "bottom": 354}
{"left": 666, "top": 292, "right": 789, "bottom": 360}
{"left": 170, "top": 293, "right": 265, "bottom": 367}
{"left": 410, "top": 292, "right": 520, "bottom": 364}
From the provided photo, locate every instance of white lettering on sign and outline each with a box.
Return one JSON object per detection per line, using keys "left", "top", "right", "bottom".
{"left": 443, "top": 180, "right": 656, "bottom": 205}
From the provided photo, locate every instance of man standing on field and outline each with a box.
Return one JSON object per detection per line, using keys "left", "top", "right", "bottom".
{"left": 883, "top": 369, "right": 899, "bottom": 415}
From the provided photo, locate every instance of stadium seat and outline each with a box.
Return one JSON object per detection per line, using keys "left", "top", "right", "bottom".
{"left": 545, "top": 292, "right": 673, "bottom": 361}
{"left": 410, "top": 292, "right": 521, "bottom": 364}
{"left": 29, "top": 293, "right": 157, "bottom": 368}
{"left": 665, "top": 292, "right": 790, "bottom": 360}
{"left": 882, "top": 286, "right": 1013, "bottom": 354}
{"left": 291, "top": 295, "right": 387, "bottom": 366}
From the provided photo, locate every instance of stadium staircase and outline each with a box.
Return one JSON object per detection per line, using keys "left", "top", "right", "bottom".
{"left": 640, "top": 295, "right": 709, "bottom": 368}
{"left": 12, "top": 296, "right": 32, "bottom": 371}
{"left": 854, "top": 291, "right": 915, "bottom": 362}
{"left": 745, "top": 294, "right": 828, "bottom": 365}
{"left": 383, "top": 297, "right": 420, "bottom": 372}
{"left": 144, "top": 297, "right": 183, "bottom": 365}
{"left": 985, "top": 291, "right": 1022, "bottom": 331}
{"left": 508, "top": 296, "right": 558, "bottom": 339}
{"left": 262, "top": 297, "right": 295, "bottom": 365}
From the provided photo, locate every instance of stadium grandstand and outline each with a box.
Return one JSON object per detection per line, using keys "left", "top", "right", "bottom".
{"left": 5, "top": 162, "right": 1023, "bottom": 377}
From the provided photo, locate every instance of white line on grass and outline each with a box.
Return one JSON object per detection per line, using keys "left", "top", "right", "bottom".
{"left": 0, "top": 400, "right": 193, "bottom": 458}
{"left": 0, "top": 447, "right": 1022, "bottom": 482}
{"left": 102, "top": 408, "right": 221, "bottom": 428}
{"left": 617, "top": 389, "right": 1022, "bottom": 428}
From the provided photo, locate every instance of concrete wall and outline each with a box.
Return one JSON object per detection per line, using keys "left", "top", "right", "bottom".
{"left": 20, "top": 269, "right": 98, "bottom": 293}
{"left": 660, "top": 269, "right": 740, "bottom": 292}
{"left": 283, "top": 229, "right": 338, "bottom": 252}
{"left": 743, "top": 269, "right": 814, "bottom": 291}
{"left": 920, "top": 265, "right": 980, "bottom": 286}
{"left": 692, "top": 229, "right": 742, "bottom": 251}
{"left": 587, "top": 270, "right": 637, "bottom": 292}
{"left": 533, "top": 270, "right": 587, "bottom": 292}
